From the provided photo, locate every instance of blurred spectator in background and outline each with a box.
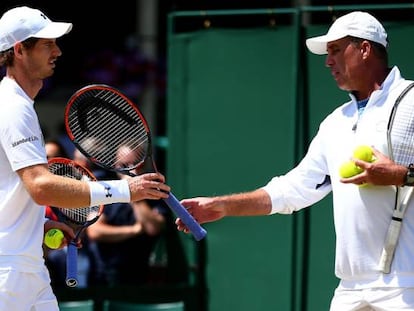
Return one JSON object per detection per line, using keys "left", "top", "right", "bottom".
{"left": 55, "top": 122, "right": 76, "bottom": 158}
{"left": 79, "top": 35, "right": 165, "bottom": 100}
{"left": 45, "top": 138, "right": 69, "bottom": 159}
{"left": 73, "top": 148, "right": 117, "bottom": 181}
{"left": 87, "top": 199, "right": 168, "bottom": 286}
{"left": 86, "top": 143, "right": 168, "bottom": 286}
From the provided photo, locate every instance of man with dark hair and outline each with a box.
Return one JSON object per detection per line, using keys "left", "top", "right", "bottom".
{"left": 0, "top": 6, "right": 169, "bottom": 310}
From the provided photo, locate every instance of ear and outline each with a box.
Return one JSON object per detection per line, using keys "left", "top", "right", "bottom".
{"left": 360, "top": 40, "right": 371, "bottom": 59}
{"left": 13, "top": 42, "right": 24, "bottom": 57}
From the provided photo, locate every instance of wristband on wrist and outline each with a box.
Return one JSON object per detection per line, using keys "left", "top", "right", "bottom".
{"left": 88, "top": 180, "right": 131, "bottom": 206}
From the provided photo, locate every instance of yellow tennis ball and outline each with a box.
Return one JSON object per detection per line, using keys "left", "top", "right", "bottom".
{"left": 353, "top": 145, "right": 374, "bottom": 162}
{"left": 44, "top": 228, "right": 64, "bottom": 249}
{"left": 339, "top": 160, "right": 363, "bottom": 178}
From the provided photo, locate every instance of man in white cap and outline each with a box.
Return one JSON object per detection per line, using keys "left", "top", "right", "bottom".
{"left": 0, "top": 6, "right": 170, "bottom": 310}
{"left": 175, "top": 11, "right": 414, "bottom": 310}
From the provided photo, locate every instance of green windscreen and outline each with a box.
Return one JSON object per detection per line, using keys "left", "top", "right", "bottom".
{"left": 167, "top": 15, "right": 414, "bottom": 311}
{"left": 168, "top": 27, "right": 299, "bottom": 311}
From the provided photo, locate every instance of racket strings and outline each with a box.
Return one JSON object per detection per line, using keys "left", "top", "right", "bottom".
{"left": 60, "top": 206, "right": 100, "bottom": 224}
{"left": 48, "top": 161, "right": 101, "bottom": 225}
{"left": 49, "top": 162, "right": 90, "bottom": 182}
{"left": 389, "top": 97, "right": 414, "bottom": 166}
{"left": 67, "top": 88, "right": 149, "bottom": 170}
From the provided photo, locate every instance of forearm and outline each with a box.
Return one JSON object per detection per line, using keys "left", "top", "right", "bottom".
{"left": 180, "top": 188, "right": 272, "bottom": 226}
{"left": 216, "top": 189, "right": 272, "bottom": 217}
{"left": 19, "top": 164, "right": 91, "bottom": 207}
{"left": 36, "top": 174, "right": 92, "bottom": 207}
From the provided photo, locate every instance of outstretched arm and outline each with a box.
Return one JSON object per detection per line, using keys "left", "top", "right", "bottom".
{"left": 176, "top": 188, "right": 271, "bottom": 233}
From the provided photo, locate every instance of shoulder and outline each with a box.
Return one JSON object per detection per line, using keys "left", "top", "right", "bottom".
{"left": 0, "top": 90, "right": 35, "bottom": 128}
{"left": 320, "top": 100, "right": 354, "bottom": 126}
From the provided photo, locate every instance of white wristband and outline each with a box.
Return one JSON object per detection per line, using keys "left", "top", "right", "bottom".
{"left": 88, "top": 180, "right": 131, "bottom": 206}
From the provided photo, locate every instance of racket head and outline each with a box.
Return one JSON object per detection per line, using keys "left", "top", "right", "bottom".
{"left": 387, "top": 83, "right": 414, "bottom": 166}
{"left": 64, "top": 84, "right": 154, "bottom": 175}
{"left": 47, "top": 157, "right": 103, "bottom": 227}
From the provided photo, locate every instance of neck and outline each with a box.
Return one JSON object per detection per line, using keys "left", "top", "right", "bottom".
{"left": 6, "top": 69, "right": 43, "bottom": 100}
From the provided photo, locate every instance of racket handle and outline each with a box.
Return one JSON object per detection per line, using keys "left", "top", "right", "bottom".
{"left": 378, "top": 219, "right": 402, "bottom": 274}
{"left": 163, "top": 193, "right": 207, "bottom": 241}
{"left": 65, "top": 241, "right": 79, "bottom": 287}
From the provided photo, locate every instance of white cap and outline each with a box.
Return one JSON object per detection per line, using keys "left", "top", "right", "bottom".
{"left": 0, "top": 6, "right": 72, "bottom": 52}
{"left": 306, "top": 11, "right": 387, "bottom": 55}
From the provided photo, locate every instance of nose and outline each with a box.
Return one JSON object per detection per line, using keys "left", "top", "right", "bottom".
{"left": 325, "top": 54, "right": 333, "bottom": 67}
{"left": 56, "top": 46, "right": 62, "bottom": 57}
{"left": 53, "top": 43, "right": 62, "bottom": 57}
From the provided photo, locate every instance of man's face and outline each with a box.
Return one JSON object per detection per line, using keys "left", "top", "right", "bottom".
{"left": 21, "top": 38, "right": 62, "bottom": 80}
{"left": 325, "top": 37, "right": 365, "bottom": 92}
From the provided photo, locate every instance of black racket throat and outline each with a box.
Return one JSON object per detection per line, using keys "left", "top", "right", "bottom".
{"left": 51, "top": 206, "right": 98, "bottom": 227}
{"left": 114, "top": 152, "right": 158, "bottom": 177}
{"left": 51, "top": 207, "right": 79, "bottom": 226}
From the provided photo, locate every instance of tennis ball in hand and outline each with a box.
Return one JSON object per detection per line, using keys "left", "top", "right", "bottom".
{"left": 339, "top": 160, "right": 363, "bottom": 178}
{"left": 44, "top": 228, "right": 64, "bottom": 249}
{"left": 353, "top": 145, "right": 375, "bottom": 162}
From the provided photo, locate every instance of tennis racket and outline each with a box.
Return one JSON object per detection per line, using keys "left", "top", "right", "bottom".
{"left": 64, "top": 84, "right": 207, "bottom": 241}
{"left": 48, "top": 157, "right": 104, "bottom": 287}
{"left": 378, "top": 82, "right": 414, "bottom": 273}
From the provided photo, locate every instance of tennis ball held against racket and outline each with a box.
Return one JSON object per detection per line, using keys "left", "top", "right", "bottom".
{"left": 44, "top": 228, "right": 64, "bottom": 249}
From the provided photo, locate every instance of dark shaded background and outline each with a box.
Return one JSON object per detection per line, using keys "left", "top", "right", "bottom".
{"left": 1, "top": 0, "right": 413, "bottom": 163}
{"left": 2, "top": 0, "right": 412, "bottom": 95}
{"left": 1, "top": 0, "right": 413, "bottom": 168}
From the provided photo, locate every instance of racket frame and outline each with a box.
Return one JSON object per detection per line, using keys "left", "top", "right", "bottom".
{"left": 378, "top": 82, "right": 414, "bottom": 273}
{"left": 64, "top": 84, "right": 207, "bottom": 241}
{"left": 48, "top": 157, "right": 104, "bottom": 287}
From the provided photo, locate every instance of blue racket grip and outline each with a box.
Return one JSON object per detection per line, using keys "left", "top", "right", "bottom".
{"left": 163, "top": 193, "right": 207, "bottom": 241}
{"left": 65, "top": 241, "right": 78, "bottom": 287}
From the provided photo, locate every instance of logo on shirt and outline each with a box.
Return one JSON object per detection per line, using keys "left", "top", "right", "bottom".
{"left": 104, "top": 186, "right": 112, "bottom": 198}
{"left": 11, "top": 136, "right": 39, "bottom": 147}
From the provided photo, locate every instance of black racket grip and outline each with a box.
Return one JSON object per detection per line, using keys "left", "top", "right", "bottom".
{"left": 163, "top": 193, "right": 207, "bottom": 241}
{"left": 65, "top": 241, "right": 78, "bottom": 287}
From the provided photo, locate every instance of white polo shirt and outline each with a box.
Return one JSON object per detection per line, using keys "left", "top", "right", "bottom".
{"left": 0, "top": 77, "right": 47, "bottom": 272}
{"left": 263, "top": 66, "right": 414, "bottom": 288}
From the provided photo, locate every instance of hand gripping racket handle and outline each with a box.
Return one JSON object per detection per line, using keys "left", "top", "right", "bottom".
{"left": 65, "top": 241, "right": 79, "bottom": 287}
{"left": 163, "top": 193, "right": 207, "bottom": 241}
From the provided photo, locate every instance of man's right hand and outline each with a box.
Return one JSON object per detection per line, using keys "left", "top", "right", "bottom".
{"left": 128, "top": 172, "right": 170, "bottom": 201}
